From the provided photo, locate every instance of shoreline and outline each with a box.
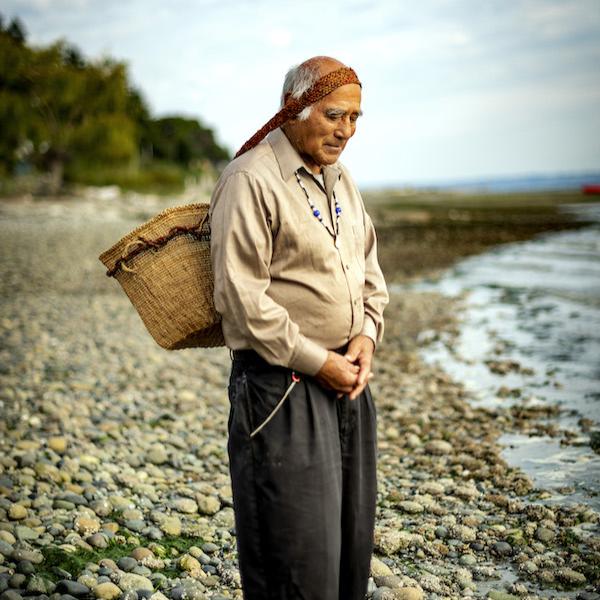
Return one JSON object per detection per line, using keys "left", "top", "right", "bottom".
{"left": 0, "top": 190, "right": 598, "bottom": 599}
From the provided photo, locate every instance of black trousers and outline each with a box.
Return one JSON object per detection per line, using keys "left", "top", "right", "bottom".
{"left": 227, "top": 350, "right": 378, "bottom": 600}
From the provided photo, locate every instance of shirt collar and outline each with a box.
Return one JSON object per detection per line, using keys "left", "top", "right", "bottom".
{"left": 267, "top": 127, "right": 342, "bottom": 185}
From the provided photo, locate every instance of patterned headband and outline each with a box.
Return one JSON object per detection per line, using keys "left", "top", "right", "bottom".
{"left": 234, "top": 66, "right": 361, "bottom": 158}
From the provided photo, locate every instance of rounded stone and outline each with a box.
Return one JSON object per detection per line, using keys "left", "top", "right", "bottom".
{"left": 172, "top": 499, "right": 197, "bottom": 514}
{"left": 158, "top": 517, "right": 181, "bottom": 537}
{"left": 201, "top": 542, "right": 219, "bottom": 554}
{"left": 48, "top": 437, "right": 68, "bottom": 454}
{"left": 8, "top": 504, "right": 28, "bottom": 521}
{"left": 459, "top": 554, "right": 477, "bottom": 566}
{"left": 124, "top": 520, "right": 146, "bottom": 533}
{"left": 398, "top": 501, "right": 424, "bottom": 514}
{"left": 394, "top": 588, "right": 424, "bottom": 600}
{"left": 74, "top": 516, "right": 101, "bottom": 536}
{"left": 116, "top": 557, "right": 138, "bottom": 573}
{"left": 87, "top": 533, "right": 109, "bottom": 549}
{"left": 179, "top": 554, "right": 204, "bottom": 578}
{"left": 371, "top": 556, "right": 393, "bottom": 577}
{"left": 375, "top": 575, "right": 403, "bottom": 589}
{"left": 425, "top": 440, "right": 453, "bottom": 455}
{"left": 0, "top": 591, "right": 23, "bottom": 600}
{"left": 9, "top": 575, "right": 26, "bottom": 589}
{"left": 535, "top": 527, "right": 556, "bottom": 543}
{"left": 372, "top": 588, "right": 395, "bottom": 600}
{"left": 93, "top": 582, "right": 121, "bottom": 600}
{"left": 491, "top": 541, "right": 512, "bottom": 556}
{"left": 556, "top": 567, "right": 586, "bottom": 585}
{"left": 146, "top": 446, "right": 168, "bottom": 465}
{"left": 117, "top": 573, "right": 153, "bottom": 593}
{"left": 55, "top": 580, "right": 91, "bottom": 596}
{"left": 195, "top": 494, "right": 220, "bottom": 516}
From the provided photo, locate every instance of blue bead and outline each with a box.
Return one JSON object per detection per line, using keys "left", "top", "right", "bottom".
{"left": 313, "top": 209, "right": 320, "bottom": 217}
{"left": 335, "top": 206, "right": 342, "bottom": 214}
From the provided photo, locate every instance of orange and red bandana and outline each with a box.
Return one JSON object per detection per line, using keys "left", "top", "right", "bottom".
{"left": 235, "top": 66, "right": 361, "bottom": 158}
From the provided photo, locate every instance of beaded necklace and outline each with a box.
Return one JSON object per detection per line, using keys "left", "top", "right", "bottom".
{"left": 294, "top": 170, "right": 342, "bottom": 247}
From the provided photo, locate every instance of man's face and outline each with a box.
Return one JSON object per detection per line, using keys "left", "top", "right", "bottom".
{"left": 285, "top": 83, "right": 362, "bottom": 174}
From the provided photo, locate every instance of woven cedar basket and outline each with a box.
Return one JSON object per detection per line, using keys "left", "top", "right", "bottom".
{"left": 98, "top": 203, "right": 225, "bottom": 349}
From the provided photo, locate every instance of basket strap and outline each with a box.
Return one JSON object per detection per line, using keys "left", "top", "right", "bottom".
{"left": 106, "top": 214, "right": 210, "bottom": 278}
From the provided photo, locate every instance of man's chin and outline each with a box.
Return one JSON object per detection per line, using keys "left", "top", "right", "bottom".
{"left": 320, "top": 148, "right": 343, "bottom": 164}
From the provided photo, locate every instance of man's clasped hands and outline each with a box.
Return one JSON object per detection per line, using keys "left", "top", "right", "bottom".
{"left": 315, "top": 334, "right": 375, "bottom": 400}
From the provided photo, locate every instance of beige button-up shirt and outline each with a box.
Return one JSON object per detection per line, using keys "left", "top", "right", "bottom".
{"left": 209, "top": 127, "right": 389, "bottom": 376}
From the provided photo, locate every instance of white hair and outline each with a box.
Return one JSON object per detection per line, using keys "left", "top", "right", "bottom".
{"left": 281, "top": 61, "right": 321, "bottom": 121}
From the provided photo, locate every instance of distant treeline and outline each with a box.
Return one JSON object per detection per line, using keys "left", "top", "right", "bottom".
{"left": 0, "top": 15, "right": 230, "bottom": 193}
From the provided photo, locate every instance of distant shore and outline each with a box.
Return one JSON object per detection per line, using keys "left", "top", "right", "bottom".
{"left": 365, "top": 188, "right": 596, "bottom": 283}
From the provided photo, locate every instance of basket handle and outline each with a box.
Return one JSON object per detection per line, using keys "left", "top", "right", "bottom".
{"left": 106, "top": 210, "right": 210, "bottom": 278}
{"left": 120, "top": 239, "right": 145, "bottom": 273}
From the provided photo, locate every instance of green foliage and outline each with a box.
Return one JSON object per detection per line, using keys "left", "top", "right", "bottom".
{"left": 142, "top": 116, "right": 230, "bottom": 167}
{"left": 39, "top": 534, "right": 202, "bottom": 582}
{"left": 68, "top": 161, "right": 187, "bottom": 194}
{"left": 0, "top": 12, "right": 230, "bottom": 193}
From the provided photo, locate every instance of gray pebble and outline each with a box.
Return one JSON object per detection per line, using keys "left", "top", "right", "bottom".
{"left": 16, "top": 561, "right": 35, "bottom": 575}
{"left": 14, "top": 526, "right": 39, "bottom": 541}
{"left": 0, "top": 592, "right": 23, "bottom": 600}
{"left": 535, "top": 527, "right": 556, "bottom": 543}
{"left": 435, "top": 526, "right": 449, "bottom": 539}
{"left": 201, "top": 542, "right": 219, "bottom": 554}
{"left": 0, "top": 541, "right": 14, "bottom": 558}
{"left": 87, "top": 533, "right": 108, "bottom": 548}
{"left": 55, "top": 581, "right": 90, "bottom": 597}
{"left": 142, "top": 527, "right": 162, "bottom": 541}
{"left": 116, "top": 557, "right": 138, "bottom": 572}
{"left": 26, "top": 576, "right": 55, "bottom": 594}
{"left": 372, "top": 588, "right": 395, "bottom": 600}
{"left": 460, "top": 554, "right": 478, "bottom": 566}
{"left": 8, "top": 576, "right": 25, "bottom": 590}
{"left": 491, "top": 541, "right": 512, "bottom": 556}
{"left": 58, "top": 493, "right": 88, "bottom": 506}
{"left": 124, "top": 520, "right": 146, "bottom": 533}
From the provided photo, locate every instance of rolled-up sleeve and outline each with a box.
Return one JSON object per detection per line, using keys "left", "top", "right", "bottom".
{"left": 209, "top": 171, "right": 328, "bottom": 375}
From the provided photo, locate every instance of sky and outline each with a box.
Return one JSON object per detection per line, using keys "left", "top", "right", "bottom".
{"left": 3, "top": 0, "right": 600, "bottom": 187}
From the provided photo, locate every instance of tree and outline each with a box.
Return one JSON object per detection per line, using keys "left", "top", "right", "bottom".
{"left": 0, "top": 12, "right": 230, "bottom": 192}
{"left": 141, "top": 116, "right": 229, "bottom": 168}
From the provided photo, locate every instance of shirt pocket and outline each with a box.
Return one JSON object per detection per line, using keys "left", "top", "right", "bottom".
{"left": 276, "top": 216, "right": 329, "bottom": 272}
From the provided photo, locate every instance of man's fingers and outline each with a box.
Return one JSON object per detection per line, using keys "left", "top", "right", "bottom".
{"left": 348, "top": 372, "right": 374, "bottom": 400}
{"left": 344, "top": 350, "right": 358, "bottom": 363}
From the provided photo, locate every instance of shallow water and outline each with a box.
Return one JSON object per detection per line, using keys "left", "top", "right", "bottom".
{"left": 403, "top": 202, "right": 600, "bottom": 509}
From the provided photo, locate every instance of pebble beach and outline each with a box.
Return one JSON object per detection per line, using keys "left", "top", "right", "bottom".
{"left": 1, "top": 189, "right": 598, "bottom": 600}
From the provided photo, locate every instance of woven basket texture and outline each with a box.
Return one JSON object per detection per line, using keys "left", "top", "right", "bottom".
{"left": 98, "top": 203, "right": 225, "bottom": 349}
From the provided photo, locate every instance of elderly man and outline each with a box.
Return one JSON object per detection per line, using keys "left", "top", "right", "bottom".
{"left": 209, "top": 56, "right": 389, "bottom": 600}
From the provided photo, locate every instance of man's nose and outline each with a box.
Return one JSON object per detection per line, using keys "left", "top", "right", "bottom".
{"left": 334, "top": 118, "right": 353, "bottom": 139}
